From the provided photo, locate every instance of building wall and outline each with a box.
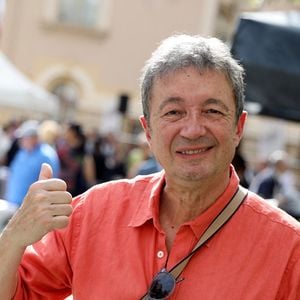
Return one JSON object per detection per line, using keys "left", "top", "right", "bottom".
{"left": 1, "top": 0, "right": 220, "bottom": 129}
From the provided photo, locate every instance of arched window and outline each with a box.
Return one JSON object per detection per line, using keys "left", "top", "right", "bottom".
{"left": 51, "top": 81, "right": 80, "bottom": 122}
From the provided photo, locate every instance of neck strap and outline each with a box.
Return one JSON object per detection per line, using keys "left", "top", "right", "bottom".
{"left": 169, "top": 185, "right": 248, "bottom": 279}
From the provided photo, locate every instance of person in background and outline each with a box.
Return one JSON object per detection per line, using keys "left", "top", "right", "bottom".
{"left": 250, "top": 150, "right": 300, "bottom": 218}
{"left": 0, "top": 123, "right": 13, "bottom": 198}
{"left": 0, "top": 125, "right": 12, "bottom": 165}
{"left": 128, "top": 132, "right": 162, "bottom": 177}
{"left": 84, "top": 134, "right": 108, "bottom": 185}
{"left": 5, "top": 120, "right": 60, "bottom": 206}
{"left": 231, "top": 147, "right": 250, "bottom": 188}
{"left": 99, "top": 132, "right": 127, "bottom": 181}
{"left": 1, "top": 118, "right": 22, "bottom": 167}
{"left": 38, "top": 119, "right": 61, "bottom": 149}
{"left": 56, "top": 122, "right": 88, "bottom": 196}
{"left": 1, "top": 34, "right": 300, "bottom": 299}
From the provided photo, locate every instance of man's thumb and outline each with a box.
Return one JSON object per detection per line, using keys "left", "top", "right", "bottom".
{"left": 38, "top": 163, "right": 53, "bottom": 180}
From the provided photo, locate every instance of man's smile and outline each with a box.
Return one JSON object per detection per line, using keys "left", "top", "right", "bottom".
{"left": 176, "top": 146, "right": 213, "bottom": 156}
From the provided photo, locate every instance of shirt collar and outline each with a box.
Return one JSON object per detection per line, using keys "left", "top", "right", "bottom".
{"left": 128, "top": 171, "right": 166, "bottom": 228}
{"left": 129, "top": 166, "right": 240, "bottom": 239}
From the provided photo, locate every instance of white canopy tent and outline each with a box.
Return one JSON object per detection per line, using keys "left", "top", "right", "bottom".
{"left": 0, "top": 52, "right": 59, "bottom": 117}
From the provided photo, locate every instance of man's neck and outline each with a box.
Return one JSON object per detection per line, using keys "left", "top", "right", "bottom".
{"left": 159, "top": 174, "right": 230, "bottom": 250}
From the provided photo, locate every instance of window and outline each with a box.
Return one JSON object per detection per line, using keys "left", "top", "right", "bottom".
{"left": 42, "top": 0, "right": 112, "bottom": 34}
{"left": 58, "top": 0, "right": 101, "bottom": 28}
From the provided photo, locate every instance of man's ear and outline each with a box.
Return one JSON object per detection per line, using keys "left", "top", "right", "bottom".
{"left": 234, "top": 111, "right": 247, "bottom": 146}
{"left": 139, "top": 115, "right": 151, "bottom": 142}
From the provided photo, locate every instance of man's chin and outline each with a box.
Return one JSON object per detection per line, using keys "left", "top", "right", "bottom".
{"left": 175, "top": 169, "right": 210, "bottom": 182}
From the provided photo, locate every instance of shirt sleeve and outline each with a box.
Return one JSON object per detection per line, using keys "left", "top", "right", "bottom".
{"left": 276, "top": 244, "right": 300, "bottom": 300}
{"left": 13, "top": 230, "right": 73, "bottom": 300}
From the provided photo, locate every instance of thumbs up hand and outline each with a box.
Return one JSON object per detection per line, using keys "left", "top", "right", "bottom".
{"left": 6, "top": 163, "right": 73, "bottom": 248}
{"left": 38, "top": 162, "right": 53, "bottom": 180}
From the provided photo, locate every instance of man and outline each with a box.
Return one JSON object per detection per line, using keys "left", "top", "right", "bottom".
{"left": 5, "top": 120, "right": 60, "bottom": 206}
{"left": 250, "top": 150, "right": 300, "bottom": 218}
{"left": 56, "top": 122, "right": 88, "bottom": 196}
{"left": 1, "top": 35, "right": 300, "bottom": 299}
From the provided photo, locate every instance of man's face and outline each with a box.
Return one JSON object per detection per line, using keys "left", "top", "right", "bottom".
{"left": 140, "top": 66, "right": 247, "bottom": 183}
{"left": 19, "top": 135, "right": 38, "bottom": 151}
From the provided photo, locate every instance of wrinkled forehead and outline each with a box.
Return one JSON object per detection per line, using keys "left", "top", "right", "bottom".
{"left": 151, "top": 66, "right": 233, "bottom": 95}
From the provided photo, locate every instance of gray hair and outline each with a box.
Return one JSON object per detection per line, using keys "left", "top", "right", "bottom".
{"left": 140, "top": 34, "right": 245, "bottom": 123}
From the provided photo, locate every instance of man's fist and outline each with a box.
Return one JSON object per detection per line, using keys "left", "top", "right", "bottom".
{"left": 7, "top": 163, "right": 73, "bottom": 248}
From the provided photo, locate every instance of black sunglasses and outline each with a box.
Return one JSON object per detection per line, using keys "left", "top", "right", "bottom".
{"left": 145, "top": 268, "right": 176, "bottom": 299}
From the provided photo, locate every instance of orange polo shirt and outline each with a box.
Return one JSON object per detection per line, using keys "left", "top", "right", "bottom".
{"left": 15, "top": 168, "right": 300, "bottom": 299}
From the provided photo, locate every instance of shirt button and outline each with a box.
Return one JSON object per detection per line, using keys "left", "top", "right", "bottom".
{"left": 157, "top": 250, "right": 165, "bottom": 259}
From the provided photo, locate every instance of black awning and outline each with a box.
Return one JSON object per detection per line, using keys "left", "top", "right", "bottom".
{"left": 231, "top": 11, "right": 300, "bottom": 122}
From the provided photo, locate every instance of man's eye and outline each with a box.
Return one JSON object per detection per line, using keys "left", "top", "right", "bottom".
{"left": 162, "top": 110, "right": 184, "bottom": 121}
{"left": 205, "top": 109, "right": 223, "bottom": 115}
{"left": 165, "top": 110, "right": 181, "bottom": 116}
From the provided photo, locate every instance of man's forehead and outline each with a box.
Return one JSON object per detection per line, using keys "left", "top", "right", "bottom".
{"left": 151, "top": 67, "right": 231, "bottom": 95}
{"left": 153, "top": 66, "right": 227, "bottom": 84}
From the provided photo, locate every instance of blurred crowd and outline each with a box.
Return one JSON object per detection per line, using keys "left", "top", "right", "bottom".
{"left": 0, "top": 117, "right": 299, "bottom": 220}
{"left": 0, "top": 117, "right": 161, "bottom": 206}
{"left": 233, "top": 147, "right": 300, "bottom": 219}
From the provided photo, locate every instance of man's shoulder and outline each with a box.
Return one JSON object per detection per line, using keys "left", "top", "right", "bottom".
{"left": 70, "top": 172, "right": 164, "bottom": 228}
{"left": 79, "top": 172, "right": 164, "bottom": 203}
{"left": 243, "top": 191, "right": 300, "bottom": 234}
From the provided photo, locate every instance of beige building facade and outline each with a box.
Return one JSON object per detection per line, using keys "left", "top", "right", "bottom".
{"left": 1, "top": 0, "right": 221, "bottom": 130}
{"left": 1, "top": 0, "right": 300, "bottom": 130}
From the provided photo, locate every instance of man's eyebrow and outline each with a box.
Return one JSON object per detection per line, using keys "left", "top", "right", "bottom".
{"left": 157, "top": 97, "right": 231, "bottom": 114}
{"left": 158, "top": 97, "right": 184, "bottom": 112}
{"left": 204, "top": 98, "right": 230, "bottom": 112}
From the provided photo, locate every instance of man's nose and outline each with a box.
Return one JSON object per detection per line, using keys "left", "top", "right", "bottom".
{"left": 180, "top": 116, "right": 207, "bottom": 140}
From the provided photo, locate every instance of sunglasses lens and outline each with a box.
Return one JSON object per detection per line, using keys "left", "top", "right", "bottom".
{"left": 147, "top": 269, "right": 176, "bottom": 299}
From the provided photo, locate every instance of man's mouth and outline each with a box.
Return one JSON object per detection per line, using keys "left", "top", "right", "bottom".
{"left": 178, "top": 147, "right": 212, "bottom": 155}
